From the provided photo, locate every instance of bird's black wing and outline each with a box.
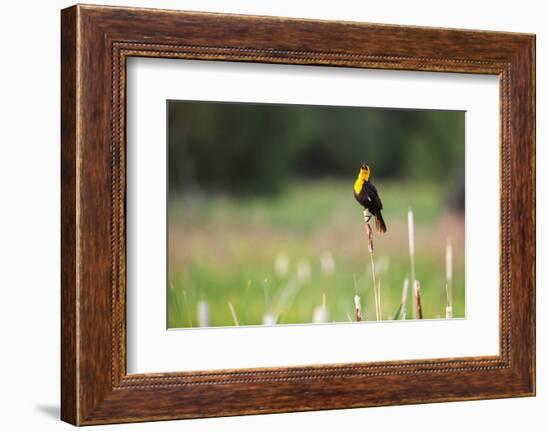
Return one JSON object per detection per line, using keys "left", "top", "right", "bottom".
{"left": 361, "top": 181, "right": 383, "bottom": 211}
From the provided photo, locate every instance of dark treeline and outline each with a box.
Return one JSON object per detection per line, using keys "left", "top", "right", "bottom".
{"left": 168, "top": 101, "right": 465, "bottom": 199}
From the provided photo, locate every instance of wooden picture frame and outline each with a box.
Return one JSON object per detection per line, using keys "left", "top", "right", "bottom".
{"left": 61, "top": 4, "right": 535, "bottom": 425}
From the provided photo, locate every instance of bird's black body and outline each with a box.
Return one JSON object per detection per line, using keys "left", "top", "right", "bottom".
{"left": 354, "top": 180, "right": 383, "bottom": 214}
{"left": 354, "top": 180, "right": 387, "bottom": 233}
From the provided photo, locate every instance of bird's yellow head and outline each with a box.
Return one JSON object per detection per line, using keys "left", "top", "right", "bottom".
{"left": 358, "top": 163, "right": 370, "bottom": 181}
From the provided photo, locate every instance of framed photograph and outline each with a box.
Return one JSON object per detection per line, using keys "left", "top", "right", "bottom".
{"left": 61, "top": 4, "right": 535, "bottom": 425}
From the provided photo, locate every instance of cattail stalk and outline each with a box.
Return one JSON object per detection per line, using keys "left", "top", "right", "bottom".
{"left": 377, "top": 279, "right": 382, "bottom": 322}
{"left": 400, "top": 278, "right": 409, "bottom": 320}
{"left": 414, "top": 280, "right": 423, "bottom": 320}
{"left": 364, "top": 210, "right": 381, "bottom": 321}
{"left": 408, "top": 208, "right": 417, "bottom": 318}
{"left": 445, "top": 238, "right": 453, "bottom": 318}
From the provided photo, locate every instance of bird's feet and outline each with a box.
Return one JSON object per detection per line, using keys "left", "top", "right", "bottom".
{"left": 363, "top": 209, "right": 372, "bottom": 223}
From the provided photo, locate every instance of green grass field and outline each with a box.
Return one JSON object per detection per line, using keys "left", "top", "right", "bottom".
{"left": 167, "top": 179, "right": 465, "bottom": 328}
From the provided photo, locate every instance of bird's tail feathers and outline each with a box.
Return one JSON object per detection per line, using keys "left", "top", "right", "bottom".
{"left": 375, "top": 212, "right": 387, "bottom": 233}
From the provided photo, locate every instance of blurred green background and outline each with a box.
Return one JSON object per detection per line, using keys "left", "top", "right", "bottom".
{"left": 167, "top": 101, "right": 465, "bottom": 328}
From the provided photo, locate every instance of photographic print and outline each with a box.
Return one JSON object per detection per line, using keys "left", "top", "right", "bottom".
{"left": 61, "top": 6, "right": 535, "bottom": 423}
{"left": 167, "top": 100, "right": 465, "bottom": 328}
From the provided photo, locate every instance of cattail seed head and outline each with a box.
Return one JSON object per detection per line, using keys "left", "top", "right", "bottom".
{"left": 414, "top": 280, "right": 423, "bottom": 320}
{"left": 445, "top": 238, "right": 453, "bottom": 318}
{"left": 320, "top": 251, "right": 335, "bottom": 275}
{"left": 401, "top": 278, "right": 409, "bottom": 320}
{"left": 274, "top": 252, "right": 290, "bottom": 278}
{"left": 196, "top": 300, "right": 210, "bottom": 327}
{"left": 401, "top": 278, "right": 409, "bottom": 306}
{"left": 313, "top": 294, "right": 328, "bottom": 322}
{"left": 354, "top": 294, "right": 362, "bottom": 321}
{"left": 313, "top": 305, "right": 329, "bottom": 323}
{"left": 446, "top": 239, "right": 453, "bottom": 282}
{"left": 262, "top": 313, "right": 276, "bottom": 325}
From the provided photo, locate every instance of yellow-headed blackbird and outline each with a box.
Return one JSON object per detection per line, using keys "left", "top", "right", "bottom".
{"left": 354, "top": 163, "right": 387, "bottom": 233}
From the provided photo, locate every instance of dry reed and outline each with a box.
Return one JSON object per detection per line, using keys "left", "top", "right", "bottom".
{"left": 364, "top": 210, "right": 381, "bottom": 321}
